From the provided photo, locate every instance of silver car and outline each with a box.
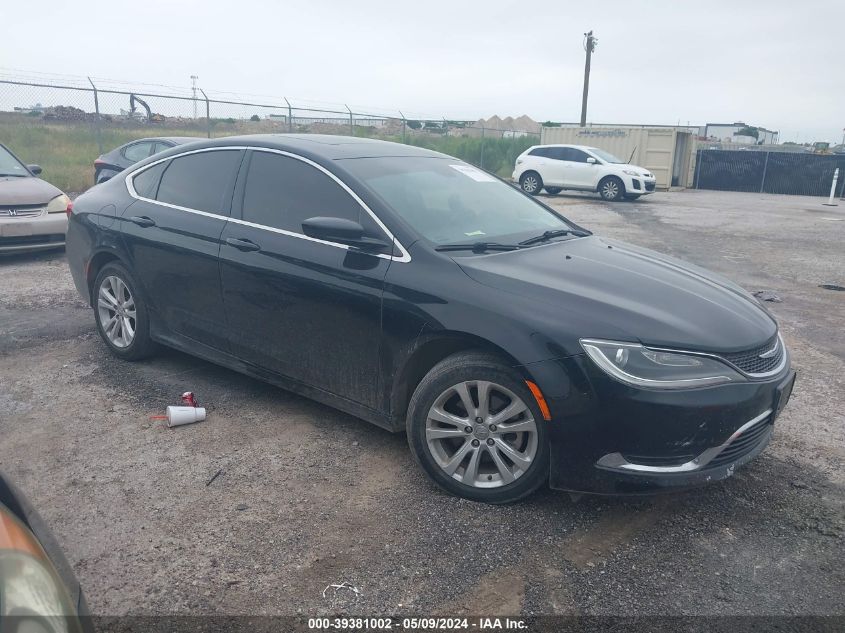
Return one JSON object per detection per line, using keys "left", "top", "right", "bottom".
{"left": 0, "top": 143, "right": 70, "bottom": 254}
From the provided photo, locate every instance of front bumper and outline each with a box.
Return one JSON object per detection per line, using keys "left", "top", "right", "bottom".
{"left": 623, "top": 174, "right": 657, "bottom": 195}
{"left": 527, "top": 354, "right": 795, "bottom": 494}
{"left": 0, "top": 210, "right": 67, "bottom": 253}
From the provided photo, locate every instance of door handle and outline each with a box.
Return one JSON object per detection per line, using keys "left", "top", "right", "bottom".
{"left": 128, "top": 215, "right": 156, "bottom": 228}
{"left": 225, "top": 237, "right": 261, "bottom": 252}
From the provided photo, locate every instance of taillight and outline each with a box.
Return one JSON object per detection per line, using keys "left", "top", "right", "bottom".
{"left": 94, "top": 159, "right": 105, "bottom": 167}
{"left": 66, "top": 200, "right": 73, "bottom": 218}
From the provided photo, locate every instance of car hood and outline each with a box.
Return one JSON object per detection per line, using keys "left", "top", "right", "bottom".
{"left": 455, "top": 236, "right": 776, "bottom": 354}
{"left": 0, "top": 176, "right": 63, "bottom": 205}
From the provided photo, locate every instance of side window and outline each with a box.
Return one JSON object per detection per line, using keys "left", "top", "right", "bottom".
{"left": 568, "top": 149, "right": 592, "bottom": 163}
{"left": 123, "top": 142, "right": 154, "bottom": 162}
{"left": 156, "top": 150, "right": 241, "bottom": 214}
{"left": 152, "top": 142, "right": 173, "bottom": 155}
{"left": 132, "top": 162, "right": 167, "bottom": 199}
{"left": 241, "top": 151, "right": 376, "bottom": 236}
{"left": 549, "top": 148, "right": 571, "bottom": 161}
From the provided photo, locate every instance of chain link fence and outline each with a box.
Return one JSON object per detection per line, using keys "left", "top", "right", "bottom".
{"left": 0, "top": 74, "right": 540, "bottom": 191}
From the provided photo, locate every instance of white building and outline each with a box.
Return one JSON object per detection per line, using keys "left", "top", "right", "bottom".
{"left": 702, "top": 122, "right": 779, "bottom": 144}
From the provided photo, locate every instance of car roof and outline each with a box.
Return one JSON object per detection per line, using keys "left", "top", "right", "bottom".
{"left": 123, "top": 136, "right": 201, "bottom": 146}
{"left": 534, "top": 144, "right": 596, "bottom": 150}
{"left": 159, "top": 134, "right": 450, "bottom": 160}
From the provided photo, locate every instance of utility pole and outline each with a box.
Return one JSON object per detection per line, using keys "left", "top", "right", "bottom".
{"left": 580, "top": 30, "right": 597, "bottom": 127}
{"left": 191, "top": 75, "right": 199, "bottom": 119}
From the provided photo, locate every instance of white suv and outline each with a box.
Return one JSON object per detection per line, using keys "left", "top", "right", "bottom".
{"left": 512, "top": 144, "right": 656, "bottom": 201}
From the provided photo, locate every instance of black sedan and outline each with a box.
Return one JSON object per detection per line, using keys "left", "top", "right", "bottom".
{"left": 93, "top": 136, "right": 198, "bottom": 184}
{"left": 66, "top": 135, "right": 795, "bottom": 503}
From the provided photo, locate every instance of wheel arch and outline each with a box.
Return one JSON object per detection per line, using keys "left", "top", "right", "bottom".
{"left": 85, "top": 249, "right": 126, "bottom": 306}
{"left": 519, "top": 169, "right": 542, "bottom": 183}
{"left": 389, "top": 331, "right": 533, "bottom": 427}
{"left": 597, "top": 174, "right": 625, "bottom": 196}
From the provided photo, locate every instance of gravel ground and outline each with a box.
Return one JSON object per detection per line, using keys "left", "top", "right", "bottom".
{"left": 0, "top": 189, "right": 842, "bottom": 617}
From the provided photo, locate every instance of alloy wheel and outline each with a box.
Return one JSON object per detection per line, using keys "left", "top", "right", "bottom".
{"left": 97, "top": 275, "right": 136, "bottom": 348}
{"left": 425, "top": 380, "right": 538, "bottom": 488}
{"left": 521, "top": 175, "right": 539, "bottom": 194}
{"left": 601, "top": 179, "right": 620, "bottom": 200}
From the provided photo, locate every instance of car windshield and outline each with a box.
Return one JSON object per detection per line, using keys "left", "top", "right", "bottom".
{"left": 339, "top": 157, "right": 575, "bottom": 246}
{"left": 589, "top": 148, "right": 625, "bottom": 164}
{"left": 0, "top": 146, "right": 30, "bottom": 177}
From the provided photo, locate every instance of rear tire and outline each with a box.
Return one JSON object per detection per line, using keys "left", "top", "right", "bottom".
{"left": 544, "top": 187, "right": 562, "bottom": 195}
{"left": 406, "top": 352, "right": 550, "bottom": 504}
{"left": 93, "top": 262, "right": 156, "bottom": 361}
{"left": 598, "top": 176, "right": 625, "bottom": 201}
{"left": 519, "top": 172, "right": 543, "bottom": 196}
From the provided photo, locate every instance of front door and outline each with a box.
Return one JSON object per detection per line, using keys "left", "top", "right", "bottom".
{"left": 120, "top": 149, "right": 243, "bottom": 351}
{"left": 218, "top": 149, "right": 393, "bottom": 409}
{"left": 564, "top": 148, "right": 600, "bottom": 189}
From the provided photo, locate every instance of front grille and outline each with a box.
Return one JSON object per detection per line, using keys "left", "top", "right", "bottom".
{"left": 708, "top": 416, "right": 772, "bottom": 467}
{"left": 0, "top": 234, "right": 64, "bottom": 246}
{"left": 0, "top": 205, "right": 44, "bottom": 218}
{"left": 719, "top": 336, "right": 783, "bottom": 375}
{"left": 645, "top": 182, "right": 656, "bottom": 191}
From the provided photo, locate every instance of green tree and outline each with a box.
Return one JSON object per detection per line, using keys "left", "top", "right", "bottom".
{"left": 737, "top": 126, "right": 759, "bottom": 139}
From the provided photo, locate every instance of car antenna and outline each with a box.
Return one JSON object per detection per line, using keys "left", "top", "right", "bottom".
{"left": 627, "top": 147, "right": 637, "bottom": 164}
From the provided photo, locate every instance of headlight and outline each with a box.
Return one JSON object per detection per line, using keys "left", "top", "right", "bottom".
{"left": 622, "top": 170, "right": 641, "bottom": 176}
{"left": 0, "top": 505, "right": 82, "bottom": 632}
{"left": 580, "top": 339, "right": 743, "bottom": 389}
{"left": 45, "top": 194, "right": 71, "bottom": 214}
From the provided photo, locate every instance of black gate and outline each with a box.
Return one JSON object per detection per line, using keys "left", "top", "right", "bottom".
{"left": 694, "top": 150, "right": 845, "bottom": 197}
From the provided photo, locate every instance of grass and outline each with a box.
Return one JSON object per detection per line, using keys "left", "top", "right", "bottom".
{"left": 0, "top": 115, "right": 537, "bottom": 192}
{"left": 0, "top": 116, "right": 209, "bottom": 192}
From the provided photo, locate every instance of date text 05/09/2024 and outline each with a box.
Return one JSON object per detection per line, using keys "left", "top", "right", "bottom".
{"left": 307, "top": 617, "right": 529, "bottom": 630}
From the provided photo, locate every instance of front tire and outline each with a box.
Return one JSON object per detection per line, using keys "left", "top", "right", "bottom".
{"left": 598, "top": 176, "right": 625, "bottom": 201}
{"left": 407, "top": 352, "right": 550, "bottom": 504}
{"left": 93, "top": 262, "right": 156, "bottom": 360}
{"left": 519, "top": 172, "right": 543, "bottom": 196}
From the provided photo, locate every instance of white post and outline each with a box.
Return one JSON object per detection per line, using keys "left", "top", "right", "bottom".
{"left": 824, "top": 168, "right": 839, "bottom": 206}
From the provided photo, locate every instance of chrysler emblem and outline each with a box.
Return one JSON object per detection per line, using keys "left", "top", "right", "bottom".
{"left": 759, "top": 340, "right": 779, "bottom": 359}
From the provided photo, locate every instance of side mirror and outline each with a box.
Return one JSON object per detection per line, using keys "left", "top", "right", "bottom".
{"left": 586, "top": 157, "right": 597, "bottom": 165}
{"left": 27, "top": 164, "right": 43, "bottom": 175}
{"left": 302, "top": 217, "right": 390, "bottom": 252}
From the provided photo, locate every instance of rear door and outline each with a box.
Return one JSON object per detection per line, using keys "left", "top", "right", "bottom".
{"left": 566, "top": 148, "right": 601, "bottom": 189}
{"left": 121, "top": 148, "right": 244, "bottom": 351}
{"left": 544, "top": 147, "right": 572, "bottom": 186}
{"left": 218, "top": 149, "right": 393, "bottom": 409}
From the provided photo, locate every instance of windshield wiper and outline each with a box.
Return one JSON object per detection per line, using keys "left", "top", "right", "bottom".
{"left": 0, "top": 173, "right": 27, "bottom": 177}
{"left": 518, "top": 228, "right": 589, "bottom": 246}
{"left": 435, "top": 241, "right": 521, "bottom": 253}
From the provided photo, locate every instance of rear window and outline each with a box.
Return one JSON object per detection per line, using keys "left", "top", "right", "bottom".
{"left": 132, "top": 162, "right": 166, "bottom": 198}
{"left": 123, "top": 142, "right": 154, "bottom": 162}
{"left": 156, "top": 150, "right": 242, "bottom": 214}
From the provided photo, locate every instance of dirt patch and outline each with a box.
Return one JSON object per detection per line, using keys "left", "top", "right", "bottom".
{"left": 559, "top": 503, "right": 664, "bottom": 570}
